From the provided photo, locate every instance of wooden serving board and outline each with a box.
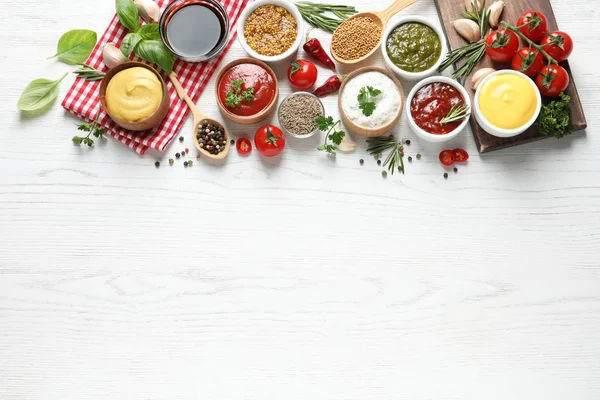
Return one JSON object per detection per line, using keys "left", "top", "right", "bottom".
{"left": 434, "top": 0, "right": 587, "bottom": 153}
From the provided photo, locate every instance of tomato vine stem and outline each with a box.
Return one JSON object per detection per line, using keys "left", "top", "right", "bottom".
{"left": 500, "top": 21, "right": 557, "bottom": 64}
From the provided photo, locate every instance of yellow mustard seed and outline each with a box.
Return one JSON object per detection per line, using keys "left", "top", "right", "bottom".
{"left": 244, "top": 5, "right": 297, "bottom": 56}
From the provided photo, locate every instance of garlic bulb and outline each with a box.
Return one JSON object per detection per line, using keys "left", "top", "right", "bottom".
{"left": 465, "top": 0, "right": 481, "bottom": 11}
{"left": 338, "top": 134, "right": 357, "bottom": 152}
{"left": 453, "top": 19, "right": 481, "bottom": 43}
{"left": 102, "top": 43, "right": 128, "bottom": 69}
{"left": 488, "top": 1, "right": 505, "bottom": 28}
{"left": 471, "top": 68, "right": 496, "bottom": 90}
{"left": 134, "top": 0, "right": 161, "bottom": 24}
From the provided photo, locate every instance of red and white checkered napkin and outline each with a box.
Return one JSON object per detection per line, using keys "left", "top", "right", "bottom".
{"left": 62, "top": 0, "right": 249, "bottom": 155}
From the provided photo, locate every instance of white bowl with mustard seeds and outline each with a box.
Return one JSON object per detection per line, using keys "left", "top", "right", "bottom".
{"left": 237, "top": 0, "right": 304, "bottom": 64}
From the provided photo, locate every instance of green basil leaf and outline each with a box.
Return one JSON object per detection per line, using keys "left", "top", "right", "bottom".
{"left": 138, "top": 23, "right": 161, "bottom": 40}
{"left": 17, "top": 73, "right": 68, "bottom": 114}
{"left": 48, "top": 29, "right": 97, "bottom": 65}
{"left": 121, "top": 32, "right": 143, "bottom": 57}
{"left": 134, "top": 40, "right": 175, "bottom": 73}
{"left": 116, "top": 0, "right": 141, "bottom": 32}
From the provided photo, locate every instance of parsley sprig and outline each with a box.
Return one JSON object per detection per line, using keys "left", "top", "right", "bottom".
{"left": 316, "top": 115, "right": 345, "bottom": 155}
{"left": 72, "top": 105, "right": 106, "bottom": 147}
{"left": 226, "top": 79, "right": 255, "bottom": 108}
{"left": 357, "top": 86, "right": 381, "bottom": 117}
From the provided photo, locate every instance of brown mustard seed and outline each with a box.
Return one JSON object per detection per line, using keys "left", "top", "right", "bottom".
{"left": 244, "top": 5, "right": 297, "bottom": 56}
{"left": 331, "top": 16, "right": 382, "bottom": 61}
{"left": 279, "top": 94, "right": 323, "bottom": 136}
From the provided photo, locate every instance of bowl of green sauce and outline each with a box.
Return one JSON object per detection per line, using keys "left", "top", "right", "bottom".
{"left": 382, "top": 16, "right": 447, "bottom": 81}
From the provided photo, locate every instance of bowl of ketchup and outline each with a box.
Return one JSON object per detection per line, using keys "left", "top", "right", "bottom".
{"left": 215, "top": 58, "right": 279, "bottom": 125}
{"left": 406, "top": 76, "right": 471, "bottom": 143}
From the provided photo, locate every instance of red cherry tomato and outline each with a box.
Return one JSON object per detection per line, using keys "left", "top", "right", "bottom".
{"left": 453, "top": 148, "right": 469, "bottom": 163}
{"left": 439, "top": 149, "right": 456, "bottom": 166}
{"left": 540, "top": 31, "right": 573, "bottom": 62}
{"left": 254, "top": 125, "right": 285, "bottom": 157}
{"left": 535, "top": 64, "right": 569, "bottom": 97}
{"left": 517, "top": 11, "right": 548, "bottom": 42}
{"left": 236, "top": 138, "right": 252, "bottom": 155}
{"left": 485, "top": 28, "right": 519, "bottom": 62}
{"left": 287, "top": 60, "right": 318, "bottom": 89}
{"left": 511, "top": 47, "right": 544, "bottom": 78}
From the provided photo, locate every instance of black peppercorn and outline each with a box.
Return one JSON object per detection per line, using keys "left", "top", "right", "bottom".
{"left": 408, "top": 156, "right": 413, "bottom": 162}
{"left": 231, "top": 139, "right": 235, "bottom": 145}
{"left": 155, "top": 161, "right": 160, "bottom": 168}
{"left": 405, "top": 139, "right": 411, "bottom": 145}
{"left": 444, "top": 173, "right": 448, "bottom": 179}
{"left": 377, "top": 160, "right": 382, "bottom": 166}
{"left": 453, "top": 167, "right": 458, "bottom": 173}
{"left": 184, "top": 161, "right": 189, "bottom": 167}
{"left": 175, "top": 153, "right": 181, "bottom": 159}
{"left": 359, "top": 159, "right": 364, "bottom": 165}
{"left": 179, "top": 137, "right": 184, "bottom": 142}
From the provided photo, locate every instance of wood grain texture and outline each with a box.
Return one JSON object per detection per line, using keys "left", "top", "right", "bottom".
{"left": 434, "top": 0, "right": 587, "bottom": 153}
{"left": 1, "top": 0, "right": 599, "bottom": 399}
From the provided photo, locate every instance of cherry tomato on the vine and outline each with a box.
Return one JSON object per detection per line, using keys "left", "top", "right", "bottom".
{"left": 287, "top": 60, "right": 318, "bottom": 89}
{"left": 453, "top": 149, "right": 469, "bottom": 163}
{"left": 511, "top": 47, "right": 544, "bottom": 78}
{"left": 254, "top": 125, "right": 285, "bottom": 157}
{"left": 439, "top": 149, "right": 456, "bottom": 167}
{"left": 517, "top": 11, "right": 548, "bottom": 42}
{"left": 540, "top": 31, "right": 573, "bottom": 62}
{"left": 485, "top": 28, "right": 519, "bottom": 62}
{"left": 236, "top": 138, "right": 252, "bottom": 155}
{"left": 535, "top": 64, "right": 570, "bottom": 97}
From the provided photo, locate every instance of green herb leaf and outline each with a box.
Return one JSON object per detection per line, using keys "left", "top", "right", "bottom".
{"left": 121, "top": 33, "right": 143, "bottom": 58}
{"left": 316, "top": 115, "right": 345, "bottom": 155}
{"left": 357, "top": 86, "right": 381, "bottom": 117}
{"left": 17, "top": 73, "right": 68, "bottom": 114}
{"left": 48, "top": 29, "right": 97, "bottom": 65}
{"left": 440, "top": 102, "right": 470, "bottom": 125}
{"left": 72, "top": 105, "right": 105, "bottom": 147}
{"left": 366, "top": 135, "right": 405, "bottom": 175}
{"left": 137, "top": 23, "right": 161, "bottom": 40}
{"left": 116, "top": 0, "right": 141, "bottom": 32}
{"left": 290, "top": 60, "right": 302, "bottom": 76}
{"left": 73, "top": 64, "right": 106, "bottom": 81}
{"left": 134, "top": 40, "right": 175, "bottom": 73}
{"left": 225, "top": 79, "right": 255, "bottom": 108}
{"left": 537, "top": 92, "right": 572, "bottom": 139}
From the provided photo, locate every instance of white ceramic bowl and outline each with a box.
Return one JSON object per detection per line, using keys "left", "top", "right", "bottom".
{"left": 406, "top": 76, "right": 471, "bottom": 143}
{"left": 474, "top": 70, "right": 542, "bottom": 138}
{"left": 237, "top": 0, "right": 304, "bottom": 64}
{"left": 381, "top": 16, "right": 447, "bottom": 82}
{"left": 277, "top": 92, "right": 325, "bottom": 139}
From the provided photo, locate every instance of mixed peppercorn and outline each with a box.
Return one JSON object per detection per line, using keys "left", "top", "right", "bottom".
{"left": 197, "top": 121, "right": 227, "bottom": 155}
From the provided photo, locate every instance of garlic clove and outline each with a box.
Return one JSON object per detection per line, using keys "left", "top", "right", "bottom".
{"left": 471, "top": 68, "right": 496, "bottom": 90}
{"left": 453, "top": 19, "right": 481, "bottom": 43}
{"left": 133, "top": 0, "right": 161, "bottom": 24}
{"left": 465, "top": 0, "right": 482, "bottom": 11}
{"left": 488, "top": 0, "right": 505, "bottom": 29}
{"left": 338, "top": 134, "right": 357, "bottom": 152}
{"left": 102, "top": 43, "right": 129, "bottom": 69}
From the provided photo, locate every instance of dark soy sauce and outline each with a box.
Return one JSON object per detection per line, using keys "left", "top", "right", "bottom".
{"left": 165, "top": 3, "right": 226, "bottom": 58}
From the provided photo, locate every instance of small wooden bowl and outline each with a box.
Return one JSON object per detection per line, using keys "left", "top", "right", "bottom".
{"left": 338, "top": 66, "right": 404, "bottom": 138}
{"left": 99, "top": 62, "right": 170, "bottom": 131}
{"left": 214, "top": 58, "right": 279, "bottom": 125}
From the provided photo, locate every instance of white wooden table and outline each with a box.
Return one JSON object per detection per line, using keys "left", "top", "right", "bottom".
{"left": 1, "top": 0, "right": 599, "bottom": 399}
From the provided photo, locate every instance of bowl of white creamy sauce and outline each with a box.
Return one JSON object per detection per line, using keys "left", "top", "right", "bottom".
{"left": 339, "top": 67, "right": 404, "bottom": 137}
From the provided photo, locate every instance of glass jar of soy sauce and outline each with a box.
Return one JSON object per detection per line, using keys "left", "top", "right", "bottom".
{"left": 159, "top": 0, "right": 230, "bottom": 62}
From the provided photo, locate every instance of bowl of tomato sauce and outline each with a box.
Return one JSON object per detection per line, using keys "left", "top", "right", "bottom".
{"left": 215, "top": 58, "right": 279, "bottom": 125}
{"left": 406, "top": 76, "right": 471, "bottom": 143}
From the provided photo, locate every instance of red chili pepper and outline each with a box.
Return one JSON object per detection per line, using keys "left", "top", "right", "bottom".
{"left": 313, "top": 75, "right": 343, "bottom": 98}
{"left": 303, "top": 30, "right": 336, "bottom": 71}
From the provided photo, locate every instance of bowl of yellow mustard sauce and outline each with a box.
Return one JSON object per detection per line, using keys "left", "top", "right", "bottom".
{"left": 100, "top": 62, "right": 170, "bottom": 131}
{"left": 474, "top": 69, "right": 541, "bottom": 138}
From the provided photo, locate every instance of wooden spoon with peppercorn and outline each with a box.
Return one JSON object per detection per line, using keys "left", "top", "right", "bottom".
{"left": 169, "top": 73, "right": 230, "bottom": 160}
{"left": 331, "top": 0, "right": 421, "bottom": 65}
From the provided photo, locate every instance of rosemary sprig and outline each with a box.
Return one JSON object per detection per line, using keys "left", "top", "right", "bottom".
{"left": 366, "top": 135, "right": 405, "bottom": 175}
{"left": 73, "top": 64, "right": 106, "bottom": 81}
{"left": 438, "top": 0, "right": 490, "bottom": 84}
{"left": 440, "top": 102, "right": 470, "bottom": 125}
{"left": 294, "top": 1, "right": 357, "bottom": 33}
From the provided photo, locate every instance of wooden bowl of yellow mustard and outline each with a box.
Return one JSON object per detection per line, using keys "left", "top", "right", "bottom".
{"left": 99, "top": 62, "right": 170, "bottom": 132}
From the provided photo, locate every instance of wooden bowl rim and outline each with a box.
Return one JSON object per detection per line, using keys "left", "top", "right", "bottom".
{"left": 99, "top": 61, "right": 170, "bottom": 131}
{"left": 337, "top": 66, "right": 405, "bottom": 136}
{"left": 214, "top": 57, "right": 279, "bottom": 123}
